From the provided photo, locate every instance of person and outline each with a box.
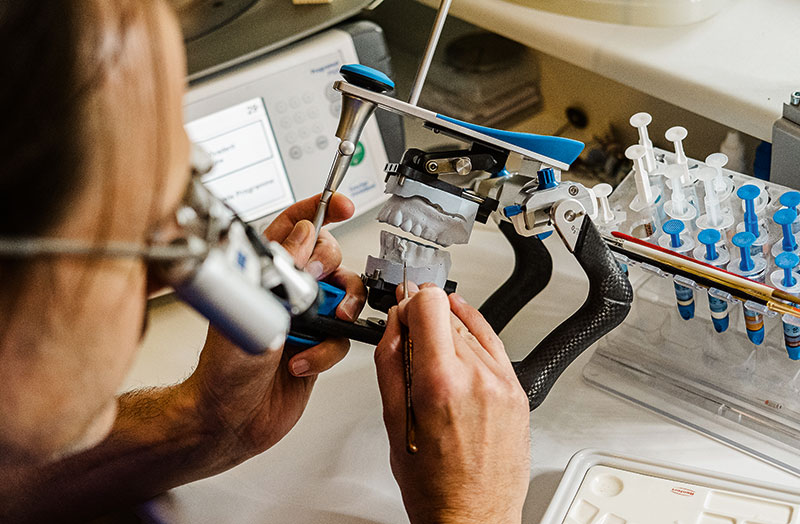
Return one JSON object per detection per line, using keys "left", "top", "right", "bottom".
{"left": 0, "top": 2, "right": 531, "bottom": 523}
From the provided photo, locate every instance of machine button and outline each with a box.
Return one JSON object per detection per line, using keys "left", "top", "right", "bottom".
{"left": 289, "top": 145, "right": 303, "bottom": 160}
{"left": 286, "top": 131, "right": 297, "bottom": 144}
{"left": 315, "top": 135, "right": 329, "bottom": 150}
{"left": 350, "top": 142, "right": 365, "bottom": 166}
{"left": 293, "top": 112, "right": 305, "bottom": 125}
{"left": 280, "top": 116, "right": 292, "bottom": 129}
{"left": 307, "top": 107, "right": 319, "bottom": 120}
{"left": 276, "top": 101, "right": 288, "bottom": 113}
{"left": 303, "top": 143, "right": 314, "bottom": 155}
{"left": 289, "top": 96, "right": 301, "bottom": 108}
{"left": 298, "top": 127, "right": 309, "bottom": 139}
{"left": 302, "top": 91, "right": 314, "bottom": 104}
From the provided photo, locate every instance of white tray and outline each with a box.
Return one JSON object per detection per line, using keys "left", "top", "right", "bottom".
{"left": 540, "top": 449, "right": 800, "bottom": 524}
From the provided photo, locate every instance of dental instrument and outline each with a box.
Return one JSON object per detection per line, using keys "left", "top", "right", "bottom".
{"left": 771, "top": 252, "right": 800, "bottom": 360}
{"left": 659, "top": 219, "right": 696, "bottom": 319}
{"left": 695, "top": 166, "right": 733, "bottom": 232}
{"left": 771, "top": 208, "right": 799, "bottom": 258}
{"left": 663, "top": 163, "right": 697, "bottom": 222}
{"left": 730, "top": 231, "right": 768, "bottom": 345}
{"left": 694, "top": 228, "right": 731, "bottom": 333}
{"left": 779, "top": 190, "right": 800, "bottom": 234}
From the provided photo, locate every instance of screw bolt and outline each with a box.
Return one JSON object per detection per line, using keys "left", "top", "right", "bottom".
{"left": 425, "top": 160, "right": 439, "bottom": 173}
{"left": 792, "top": 91, "right": 800, "bottom": 106}
{"left": 569, "top": 185, "right": 579, "bottom": 196}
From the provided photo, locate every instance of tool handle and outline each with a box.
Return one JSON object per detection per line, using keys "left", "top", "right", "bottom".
{"left": 287, "top": 314, "right": 385, "bottom": 349}
{"left": 512, "top": 216, "right": 633, "bottom": 410}
{"left": 479, "top": 220, "right": 553, "bottom": 333}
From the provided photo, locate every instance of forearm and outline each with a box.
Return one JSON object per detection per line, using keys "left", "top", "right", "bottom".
{"left": 0, "top": 385, "right": 231, "bottom": 523}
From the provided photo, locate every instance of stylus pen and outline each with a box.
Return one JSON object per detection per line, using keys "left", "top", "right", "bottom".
{"left": 605, "top": 232, "right": 800, "bottom": 319}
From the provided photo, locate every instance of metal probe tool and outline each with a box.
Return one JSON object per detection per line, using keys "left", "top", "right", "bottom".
{"left": 402, "top": 261, "right": 418, "bottom": 454}
{"left": 310, "top": 0, "right": 453, "bottom": 240}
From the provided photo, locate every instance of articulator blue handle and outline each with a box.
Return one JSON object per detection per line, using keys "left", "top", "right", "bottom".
{"left": 436, "top": 114, "right": 584, "bottom": 166}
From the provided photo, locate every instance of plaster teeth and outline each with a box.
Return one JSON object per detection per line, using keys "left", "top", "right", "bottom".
{"left": 376, "top": 195, "right": 471, "bottom": 247}
{"left": 390, "top": 209, "right": 403, "bottom": 227}
{"left": 379, "top": 231, "right": 451, "bottom": 274}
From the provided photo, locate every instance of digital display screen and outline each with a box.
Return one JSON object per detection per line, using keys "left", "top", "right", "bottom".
{"left": 185, "top": 98, "right": 294, "bottom": 222}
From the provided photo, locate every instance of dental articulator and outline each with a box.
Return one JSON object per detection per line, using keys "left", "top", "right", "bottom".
{"left": 298, "top": 0, "right": 634, "bottom": 413}
{"left": 293, "top": 1, "right": 800, "bottom": 469}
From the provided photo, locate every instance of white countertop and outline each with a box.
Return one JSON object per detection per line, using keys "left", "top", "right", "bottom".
{"left": 416, "top": 0, "right": 800, "bottom": 143}
{"left": 125, "top": 210, "right": 800, "bottom": 523}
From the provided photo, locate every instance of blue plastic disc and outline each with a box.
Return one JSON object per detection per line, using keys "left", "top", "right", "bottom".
{"left": 736, "top": 184, "right": 760, "bottom": 201}
{"left": 697, "top": 228, "right": 721, "bottom": 246}
{"left": 732, "top": 231, "right": 756, "bottom": 248}
{"left": 774, "top": 208, "right": 798, "bottom": 225}
{"left": 775, "top": 252, "right": 800, "bottom": 270}
{"left": 663, "top": 219, "right": 685, "bottom": 236}
{"left": 780, "top": 191, "right": 800, "bottom": 209}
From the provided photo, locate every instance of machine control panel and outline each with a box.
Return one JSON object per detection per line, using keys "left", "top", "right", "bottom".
{"left": 184, "top": 28, "right": 389, "bottom": 230}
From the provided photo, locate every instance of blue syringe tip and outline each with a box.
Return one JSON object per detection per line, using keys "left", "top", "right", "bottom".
{"left": 776, "top": 252, "right": 800, "bottom": 288}
{"left": 697, "top": 228, "right": 720, "bottom": 261}
{"left": 663, "top": 219, "right": 684, "bottom": 249}
{"left": 780, "top": 190, "right": 800, "bottom": 211}
{"left": 732, "top": 231, "right": 756, "bottom": 272}
{"left": 737, "top": 184, "right": 761, "bottom": 201}
{"left": 775, "top": 208, "right": 799, "bottom": 252}
{"left": 738, "top": 184, "right": 760, "bottom": 237}
{"left": 774, "top": 208, "right": 797, "bottom": 226}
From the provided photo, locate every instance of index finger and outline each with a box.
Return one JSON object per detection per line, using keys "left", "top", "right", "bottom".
{"left": 398, "top": 287, "right": 456, "bottom": 363}
{"left": 265, "top": 193, "right": 355, "bottom": 243}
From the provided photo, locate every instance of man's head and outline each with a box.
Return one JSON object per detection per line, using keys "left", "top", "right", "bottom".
{"left": 0, "top": 1, "right": 191, "bottom": 464}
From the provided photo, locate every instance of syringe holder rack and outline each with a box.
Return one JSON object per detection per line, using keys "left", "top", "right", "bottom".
{"left": 586, "top": 148, "right": 800, "bottom": 477}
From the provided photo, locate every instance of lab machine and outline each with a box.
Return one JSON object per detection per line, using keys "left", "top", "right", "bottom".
{"left": 182, "top": 13, "right": 402, "bottom": 233}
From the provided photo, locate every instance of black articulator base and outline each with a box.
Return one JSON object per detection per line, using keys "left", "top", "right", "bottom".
{"left": 484, "top": 217, "right": 633, "bottom": 411}
{"left": 479, "top": 221, "right": 553, "bottom": 333}
{"left": 364, "top": 275, "right": 458, "bottom": 313}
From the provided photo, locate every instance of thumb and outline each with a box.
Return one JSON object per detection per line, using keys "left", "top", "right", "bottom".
{"left": 280, "top": 220, "right": 315, "bottom": 267}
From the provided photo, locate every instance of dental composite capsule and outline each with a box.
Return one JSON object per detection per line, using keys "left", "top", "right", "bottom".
{"left": 736, "top": 185, "right": 769, "bottom": 257}
{"left": 770, "top": 252, "right": 800, "bottom": 360}
{"left": 693, "top": 228, "right": 731, "bottom": 333}
{"left": 659, "top": 219, "right": 695, "bottom": 320}
{"left": 730, "top": 231, "right": 767, "bottom": 345}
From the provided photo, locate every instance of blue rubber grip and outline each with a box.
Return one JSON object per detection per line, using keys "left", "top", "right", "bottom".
{"left": 435, "top": 114, "right": 584, "bottom": 166}
{"left": 317, "top": 281, "right": 346, "bottom": 317}
{"left": 287, "top": 282, "right": 347, "bottom": 350}
{"left": 340, "top": 64, "right": 395, "bottom": 92}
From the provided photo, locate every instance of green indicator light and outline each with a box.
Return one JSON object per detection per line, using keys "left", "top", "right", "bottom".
{"left": 350, "top": 142, "right": 365, "bottom": 166}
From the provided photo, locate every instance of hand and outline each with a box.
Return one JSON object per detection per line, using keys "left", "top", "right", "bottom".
{"left": 181, "top": 194, "right": 367, "bottom": 471}
{"left": 375, "top": 283, "right": 530, "bottom": 524}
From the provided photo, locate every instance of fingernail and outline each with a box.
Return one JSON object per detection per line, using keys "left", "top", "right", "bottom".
{"left": 287, "top": 221, "right": 311, "bottom": 244}
{"left": 291, "top": 359, "right": 310, "bottom": 376}
{"left": 305, "top": 260, "right": 324, "bottom": 280}
{"left": 339, "top": 295, "right": 359, "bottom": 321}
{"left": 452, "top": 293, "right": 467, "bottom": 304}
{"left": 406, "top": 281, "right": 419, "bottom": 293}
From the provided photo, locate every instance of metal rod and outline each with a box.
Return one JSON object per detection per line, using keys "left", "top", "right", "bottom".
{"left": 407, "top": 0, "right": 453, "bottom": 106}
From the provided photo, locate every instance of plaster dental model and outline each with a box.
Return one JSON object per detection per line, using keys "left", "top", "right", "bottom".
{"left": 365, "top": 230, "right": 452, "bottom": 288}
